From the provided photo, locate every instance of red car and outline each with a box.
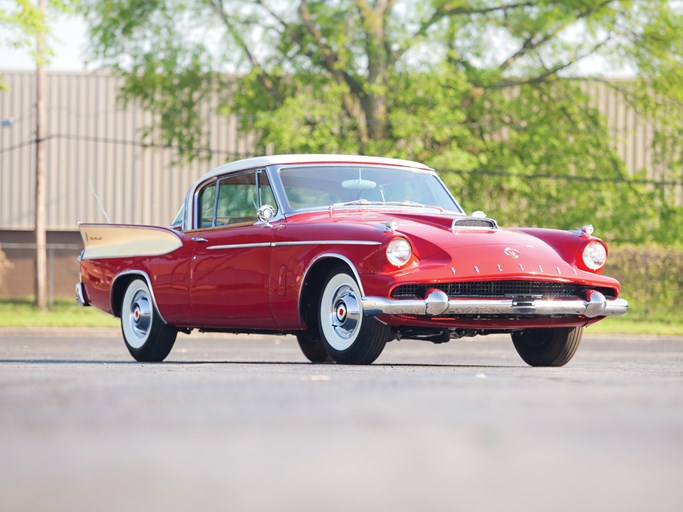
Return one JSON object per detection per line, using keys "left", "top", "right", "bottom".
{"left": 77, "top": 154, "right": 628, "bottom": 366}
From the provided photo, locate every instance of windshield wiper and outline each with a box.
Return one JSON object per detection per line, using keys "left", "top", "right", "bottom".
{"left": 384, "top": 201, "right": 425, "bottom": 208}
{"left": 335, "top": 199, "right": 387, "bottom": 207}
{"left": 330, "top": 199, "right": 444, "bottom": 212}
{"left": 384, "top": 201, "right": 444, "bottom": 212}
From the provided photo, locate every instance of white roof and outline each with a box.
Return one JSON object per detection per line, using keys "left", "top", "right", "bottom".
{"left": 198, "top": 154, "right": 432, "bottom": 182}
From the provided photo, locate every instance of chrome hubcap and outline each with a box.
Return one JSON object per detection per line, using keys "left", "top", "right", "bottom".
{"left": 128, "top": 290, "right": 152, "bottom": 341}
{"left": 329, "top": 285, "right": 361, "bottom": 340}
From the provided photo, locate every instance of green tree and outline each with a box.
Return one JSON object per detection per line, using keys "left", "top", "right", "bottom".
{"left": 1, "top": 0, "right": 74, "bottom": 310}
{"left": 0, "top": 0, "right": 73, "bottom": 88}
{"left": 81, "top": 0, "right": 683, "bottom": 245}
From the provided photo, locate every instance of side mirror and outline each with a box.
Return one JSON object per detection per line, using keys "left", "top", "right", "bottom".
{"left": 257, "top": 204, "right": 276, "bottom": 226}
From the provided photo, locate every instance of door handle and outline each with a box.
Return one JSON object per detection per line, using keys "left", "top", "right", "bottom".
{"left": 192, "top": 237, "right": 208, "bottom": 243}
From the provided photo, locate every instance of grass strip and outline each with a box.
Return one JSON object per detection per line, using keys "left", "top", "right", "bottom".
{"left": 1, "top": 298, "right": 681, "bottom": 335}
{"left": 0, "top": 298, "right": 118, "bottom": 328}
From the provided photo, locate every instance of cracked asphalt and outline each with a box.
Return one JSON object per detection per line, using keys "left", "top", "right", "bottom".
{"left": 1, "top": 329, "right": 682, "bottom": 512}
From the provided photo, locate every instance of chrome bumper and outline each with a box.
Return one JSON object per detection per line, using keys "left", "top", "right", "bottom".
{"left": 361, "top": 290, "right": 628, "bottom": 319}
{"left": 75, "top": 282, "right": 90, "bottom": 307}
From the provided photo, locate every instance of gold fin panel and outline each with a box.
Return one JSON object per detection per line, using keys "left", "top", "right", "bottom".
{"left": 80, "top": 224, "right": 183, "bottom": 260}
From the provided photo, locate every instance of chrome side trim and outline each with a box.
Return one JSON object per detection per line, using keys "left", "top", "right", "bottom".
{"left": 273, "top": 240, "right": 381, "bottom": 247}
{"left": 110, "top": 270, "right": 168, "bottom": 324}
{"left": 361, "top": 290, "right": 628, "bottom": 319}
{"left": 208, "top": 242, "right": 272, "bottom": 250}
{"left": 207, "top": 240, "right": 377, "bottom": 250}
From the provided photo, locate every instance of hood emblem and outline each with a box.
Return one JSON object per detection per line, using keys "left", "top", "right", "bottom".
{"left": 504, "top": 247, "right": 520, "bottom": 259}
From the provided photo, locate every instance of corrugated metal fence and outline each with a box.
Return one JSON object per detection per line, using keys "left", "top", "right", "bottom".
{"left": 0, "top": 71, "right": 255, "bottom": 230}
{"left": 0, "top": 71, "right": 672, "bottom": 231}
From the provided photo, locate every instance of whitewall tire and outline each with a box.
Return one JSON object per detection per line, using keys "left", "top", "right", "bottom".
{"left": 318, "top": 266, "right": 391, "bottom": 365}
{"left": 121, "top": 279, "right": 177, "bottom": 362}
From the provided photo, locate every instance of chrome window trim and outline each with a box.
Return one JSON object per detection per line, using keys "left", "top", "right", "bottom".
{"left": 184, "top": 161, "right": 462, "bottom": 228}
{"left": 269, "top": 163, "right": 464, "bottom": 216}
{"left": 192, "top": 178, "right": 218, "bottom": 231}
{"left": 187, "top": 168, "right": 285, "bottom": 231}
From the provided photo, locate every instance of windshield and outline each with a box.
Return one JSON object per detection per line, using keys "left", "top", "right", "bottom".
{"left": 278, "top": 165, "right": 462, "bottom": 212}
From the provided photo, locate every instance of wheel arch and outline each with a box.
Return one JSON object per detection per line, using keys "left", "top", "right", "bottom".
{"left": 298, "top": 254, "right": 365, "bottom": 328}
{"left": 111, "top": 270, "right": 166, "bottom": 322}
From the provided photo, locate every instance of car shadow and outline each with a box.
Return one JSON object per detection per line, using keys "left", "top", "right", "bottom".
{"left": 0, "top": 358, "right": 520, "bottom": 368}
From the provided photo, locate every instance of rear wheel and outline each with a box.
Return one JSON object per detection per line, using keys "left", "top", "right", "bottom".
{"left": 511, "top": 326, "right": 583, "bottom": 367}
{"left": 121, "top": 279, "right": 177, "bottom": 362}
{"left": 318, "top": 266, "right": 391, "bottom": 365}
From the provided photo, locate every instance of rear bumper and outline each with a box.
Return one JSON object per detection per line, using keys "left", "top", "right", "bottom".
{"left": 75, "top": 282, "right": 90, "bottom": 307}
{"left": 362, "top": 290, "right": 628, "bottom": 319}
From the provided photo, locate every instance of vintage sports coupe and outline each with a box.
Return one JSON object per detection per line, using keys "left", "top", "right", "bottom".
{"left": 77, "top": 154, "right": 628, "bottom": 366}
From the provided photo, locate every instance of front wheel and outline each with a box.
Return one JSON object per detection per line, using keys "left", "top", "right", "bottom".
{"left": 511, "top": 326, "right": 584, "bottom": 367}
{"left": 121, "top": 279, "right": 177, "bottom": 362}
{"left": 318, "top": 267, "right": 391, "bottom": 365}
{"left": 296, "top": 333, "right": 333, "bottom": 363}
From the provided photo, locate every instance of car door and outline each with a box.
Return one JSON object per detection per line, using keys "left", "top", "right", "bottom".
{"left": 188, "top": 170, "right": 278, "bottom": 328}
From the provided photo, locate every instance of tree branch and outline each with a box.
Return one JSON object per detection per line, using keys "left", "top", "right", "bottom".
{"left": 491, "top": 35, "right": 614, "bottom": 89}
{"left": 253, "top": 0, "right": 288, "bottom": 31}
{"left": 209, "top": 0, "right": 282, "bottom": 102}
{"left": 394, "top": 1, "right": 535, "bottom": 62}
{"left": 498, "top": 0, "right": 614, "bottom": 72}
{"left": 499, "top": 31, "right": 556, "bottom": 72}
{"left": 298, "top": 1, "right": 365, "bottom": 98}
{"left": 296, "top": 1, "right": 369, "bottom": 143}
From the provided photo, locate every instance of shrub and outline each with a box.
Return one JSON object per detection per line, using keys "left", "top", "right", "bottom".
{"left": 606, "top": 246, "right": 683, "bottom": 322}
{"left": 0, "top": 246, "right": 13, "bottom": 290}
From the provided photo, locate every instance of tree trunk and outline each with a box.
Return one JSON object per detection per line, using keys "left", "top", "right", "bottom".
{"left": 357, "top": 0, "right": 390, "bottom": 141}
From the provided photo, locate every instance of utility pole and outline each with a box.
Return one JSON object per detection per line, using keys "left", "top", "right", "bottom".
{"left": 34, "top": 0, "right": 47, "bottom": 311}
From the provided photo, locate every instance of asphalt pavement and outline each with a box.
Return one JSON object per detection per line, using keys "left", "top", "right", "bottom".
{"left": 1, "top": 328, "right": 682, "bottom": 512}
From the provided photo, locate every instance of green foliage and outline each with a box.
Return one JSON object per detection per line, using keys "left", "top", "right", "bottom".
{"left": 605, "top": 245, "right": 683, "bottom": 324}
{"left": 80, "top": 0, "right": 683, "bottom": 246}
{"left": 0, "top": 0, "right": 74, "bottom": 88}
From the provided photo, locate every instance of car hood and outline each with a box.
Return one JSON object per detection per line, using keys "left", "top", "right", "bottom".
{"left": 287, "top": 209, "right": 616, "bottom": 287}
{"left": 387, "top": 212, "right": 575, "bottom": 276}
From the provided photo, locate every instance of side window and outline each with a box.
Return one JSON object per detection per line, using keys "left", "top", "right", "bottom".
{"left": 170, "top": 204, "right": 185, "bottom": 229}
{"left": 258, "top": 172, "right": 277, "bottom": 211}
{"left": 198, "top": 182, "right": 216, "bottom": 228}
{"left": 214, "top": 171, "right": 277, "bottom": 226}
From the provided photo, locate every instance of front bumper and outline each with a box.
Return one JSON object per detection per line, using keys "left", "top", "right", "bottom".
{"left": 362, "top": 289, "right": 628, "bottom": 319}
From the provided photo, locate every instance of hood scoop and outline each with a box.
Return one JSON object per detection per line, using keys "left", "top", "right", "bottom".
{"left": 451, "top": 217, "right": 498, "bottom": 231}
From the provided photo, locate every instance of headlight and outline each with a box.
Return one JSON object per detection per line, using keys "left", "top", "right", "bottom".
{"left": 582, "top": 241, "right": 607, "bottom": 270}
{"left": 386, "top": 237, "right": 412, "bottom": 267}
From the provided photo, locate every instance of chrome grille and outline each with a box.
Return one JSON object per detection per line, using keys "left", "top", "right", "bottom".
{"left": 390, "top": 281, "right": 617, "bottom": 300}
